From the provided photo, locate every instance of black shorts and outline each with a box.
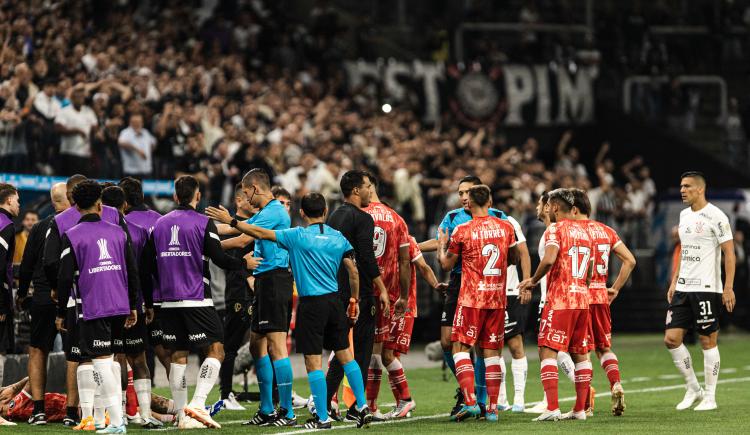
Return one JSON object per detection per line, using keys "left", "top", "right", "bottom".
{"left": 78, "top": 315, "right": 127, "bottom": 358}
{"left": 440, "top": 273, "right": 461, "bottom": 327}
{"left": 160, "top": 305, "right": 223, "bottom": 351}
{"left": 251, "top": 269, "right": 293, "bottom": 334}
{"left": 666, "top": 291, "right": 722, "bottom": 336}
{"left": 224, "top": 300, "right": 251, "bottom": 353}
{"left": 30, "top": 304, "right": 58, "bottom": 352}
{"left": 63, "top": 309, "right": 83, "bottom": 362}
{"left": 148, "top": 305, "right": 165, "bottom": 347}
{"left": 122, "top": 311, "right": 148, "bottom": 355}
{"left": 504, "top": 295, "right": 528, "bottom": 339}
{"left": 296, "top": 293, "right": 350, "bottom": 355}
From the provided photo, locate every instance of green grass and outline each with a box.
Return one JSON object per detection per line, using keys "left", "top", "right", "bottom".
{"left": 18, "top": 333, "right": 750, "bottom": 433}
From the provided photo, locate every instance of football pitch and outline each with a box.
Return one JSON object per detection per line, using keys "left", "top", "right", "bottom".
{"left": 19, "top": 333, "right": 750, "bottom": 433}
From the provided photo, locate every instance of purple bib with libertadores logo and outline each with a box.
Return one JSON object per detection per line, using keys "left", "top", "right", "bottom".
{"left": 66, "top": 220, "right": 131, "bottom": 320}
{"left": 152, "top": 209, "right": 208, "bottom": 302}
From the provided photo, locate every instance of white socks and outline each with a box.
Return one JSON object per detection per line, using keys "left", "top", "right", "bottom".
{"left": 702, "top": 347, "right": 720, "bottom": 396}
{"left": 511, "top": 357, "right": 528, "bottom": 406}
{"left": 669, "top": 344, "right": 701, "bottom": 392}
{"left": 169, "top": 363, "right": 188, "bottom": 417}
{"left": 557, "top": 352, "right": 576, "bottom": 383}
{"left": 111, "top": 360, "right": 124, "bottom": 418}
{"left": 189, "top": 357, "right": 221, "bottom": 408}
{"left": 94, "top": 389, "right": 105, "bottom": 427}
{"left": 134, "top": 379, "right": 152, "bottom": 421}
{"left": 370, "top": 354, "right": 383, "bottom": 370}
{"left": 93, "top": 358, "right": 123, "bottom": 427}
{"left": 77, "top": 364, "right": 96, "bottom": 420}
{"left": 498, "top": 356, "right": 508, "bottom": 405}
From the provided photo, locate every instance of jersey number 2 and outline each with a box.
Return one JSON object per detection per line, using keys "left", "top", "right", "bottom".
{"left": 482, "top": 244, "right": 502, "bottom": 276}
{"left": 568, "top": 246, "right": 591, "bottom": 279}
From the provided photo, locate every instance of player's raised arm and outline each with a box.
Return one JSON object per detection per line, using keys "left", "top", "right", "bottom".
{"left": 719, "top": 239, "right": 736, "bottom": 312}
{"left": 206, "top": 205, "right": 276, "bottom": 241}
{"left": 608, "top": 242, "right": 637, "bottom": 303}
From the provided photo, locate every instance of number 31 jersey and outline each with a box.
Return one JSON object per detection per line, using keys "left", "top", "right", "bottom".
{"left": 543, "top": 219, "right": 593, "bottom": 310}
{"left": 448, "top": 215, "right": 517, "bottom": 310}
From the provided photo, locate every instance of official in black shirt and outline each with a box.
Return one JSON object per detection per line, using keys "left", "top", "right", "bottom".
{"left": 18, "top": 183, "right": 72, "bottom": 423}
{"left": 324, "top": 171, "right": 389, "bottom": 416}
{"left": 218, "top": 185, "right": 256, "bottom": 406}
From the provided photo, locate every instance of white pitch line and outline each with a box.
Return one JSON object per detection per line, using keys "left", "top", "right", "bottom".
{"left": 157, "top": 376, "right": 750, "bottom": 432}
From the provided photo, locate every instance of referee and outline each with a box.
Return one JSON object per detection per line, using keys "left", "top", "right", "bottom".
{"left": 325, "top": 170, "right": 389, "bottom": 419}
{"left": 18, "top": 183, "right": 70, "bottom": 425}
{"left": 207, "top": 192, "right": 373, "bottom": 429}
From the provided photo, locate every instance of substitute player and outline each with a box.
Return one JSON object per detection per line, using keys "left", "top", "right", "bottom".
{"left": 570, "top": 188, "right": 636, "bottom": 416}
{"left": 208, "top": 192, "right": 374, "bottom": 429}
{"left": 361, "top": 175, "right": 413, "bottom": 419}
{"left": 102, "top": 186, "right": 162, "bottom": 428}
{"left": 519, "top": 188, "right": 594, "bottom": 422}
{"left": 419, "top": 175, "right": 509, "bottom": 416}
{"left": 665, "top": 171, "right": 735, "bottom": 411}
{"left": 145, "top": 175, "right": 254, "bottom": 429}
{"left": 56, "top": 180, "right": 140, "bottom": 434}
{"left": 119, "top": 177, "right": 171, "bottom": 377}
{"left": 438, "top": 185, "right": 523, "bottom": 422}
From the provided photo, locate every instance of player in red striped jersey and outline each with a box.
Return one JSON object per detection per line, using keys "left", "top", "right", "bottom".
{"left": 438, "top": 185, "right": 524, "bottom": 423}
{"left": 569, "top": 189, "right": 636, "bottom": 416}
{"left": 519, "top": 188, "right": 594, "bottom": 422}
{"left": 362, "top": 176, "right": 413, "bottom": 420}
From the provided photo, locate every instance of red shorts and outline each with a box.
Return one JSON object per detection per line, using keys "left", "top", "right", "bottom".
{"left": 7, "top": 390, "right": 67, "bottom": 422}
{"left": 384, "top": 315, "right": 415, "bottom": 354}
{"left": 588, "top": 303, "right": 612, "bottom": 350}
{"left": 451, "top": 305, "right": 505, "bottom": 350}
{"left": 537, "top": 306, "right": 590, "bottom": 354}
{"left": 374, "top": 305, "right": 391, "bottom": 343}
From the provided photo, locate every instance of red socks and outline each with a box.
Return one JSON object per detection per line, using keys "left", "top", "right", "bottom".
{"left": 126, "top": 368, "right": 138, "bottom": 417}
{"left": 453, "top": 352, "right": 476, "bottom": 406}
{"left": 574, "top": 361, "right": 593, "bottom": 412}
{"left": 600, "top": 352, "right": 621, "bottom": 389}
{"left": 387, "top": 359, "right": 411, "bottom": 401}
{"left": 366, "top": 355, "right": 383, "bottom": 411}
{"left": 484, "top": 356, "right": 502, "bottom": 412}
{"left": 540, "top": 358, "right": 559, "bottom": 411}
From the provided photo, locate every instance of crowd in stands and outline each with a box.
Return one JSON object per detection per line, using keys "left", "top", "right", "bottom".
{"left": 0, "top": 0, "right": 658, "bottom": 249}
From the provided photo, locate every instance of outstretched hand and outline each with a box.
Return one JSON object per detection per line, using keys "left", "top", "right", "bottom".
{"left": 206, "top": 205, "right": 233, "bottom": 224}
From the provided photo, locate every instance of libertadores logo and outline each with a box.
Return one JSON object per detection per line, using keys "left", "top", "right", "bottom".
{"left": 169, "top": 225, "right": 180, "bottom": 246}
{"left": 97, "top": 238, "right": 112, "bottom": 261}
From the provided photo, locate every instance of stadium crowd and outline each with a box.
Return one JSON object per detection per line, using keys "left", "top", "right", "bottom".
{"left": 0, "top": 0, "right": 657, "bottom": 248}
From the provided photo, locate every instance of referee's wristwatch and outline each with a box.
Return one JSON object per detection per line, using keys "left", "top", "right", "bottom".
{"left": 230, "top": 218, "right": 238, "bottom": 228}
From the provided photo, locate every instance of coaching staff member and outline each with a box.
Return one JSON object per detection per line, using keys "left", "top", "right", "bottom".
{"left": 324, "top": 170, "right": 389, "bottom": 418}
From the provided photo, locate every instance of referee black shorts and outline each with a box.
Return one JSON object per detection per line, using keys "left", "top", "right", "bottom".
{"left": 440, "top": 272, "right": 461, "bottom": 327}
{"left": 30, "top": 304, "right": 58, "bottom": 352}
{"left": 504, "top": 295, "right": 528, "bottom": 339}
{"left": 666, "top": 291, "right": 722, "bottom": 336}
{"left": 296, "top": 293, "right": 350, "bottom": 355}
{"left": 251, "top": 268, "right": 293, "bottom": 334}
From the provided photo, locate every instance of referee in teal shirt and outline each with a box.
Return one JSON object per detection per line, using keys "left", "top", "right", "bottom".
{"left": 207, "top": 193, "right": 373, "bottom": 429}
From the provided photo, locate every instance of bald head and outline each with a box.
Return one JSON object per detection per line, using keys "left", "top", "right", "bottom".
{"left": 50, "top": 182, "right": 71, "bottom": 213}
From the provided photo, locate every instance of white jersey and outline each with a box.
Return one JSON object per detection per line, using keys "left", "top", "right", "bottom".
{"left": 538, "top": 234, "right": 547, "bottom": 306}
{"left": 505, "top": 215, "right": 527, "bottom": 296}
{"left": 676, "top": 203, "right": 732, "bottom": 293}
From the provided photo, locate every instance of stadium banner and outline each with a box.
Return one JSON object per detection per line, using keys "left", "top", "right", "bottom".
{"left": 0, "top": 173, "right": 174, "bottom": 196}
{"left": 344, "top": 60, "right": 597, "bottom": 126}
